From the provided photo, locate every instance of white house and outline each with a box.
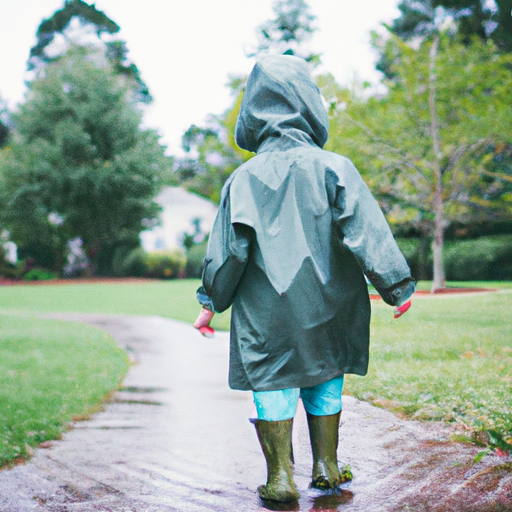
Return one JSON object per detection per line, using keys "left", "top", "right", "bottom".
{"left": 139, "top": 187, "right": 218, "bottom": 252}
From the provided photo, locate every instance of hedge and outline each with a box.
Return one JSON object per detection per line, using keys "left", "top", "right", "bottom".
{"left": 396, "top": 235, "right": 512, "bottom": 281}
{"left": 443, "top": 235, "right": 512, "bottom": 281}
{"left": 185, "top": 240, "right": 208, "bottom": 278}
{"left": 120, "top": 248, "right": 186, "bottom": 279}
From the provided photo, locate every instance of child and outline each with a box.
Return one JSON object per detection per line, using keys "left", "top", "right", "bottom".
{"left": 194, "top": 54, "right": 415, "bottom": 504}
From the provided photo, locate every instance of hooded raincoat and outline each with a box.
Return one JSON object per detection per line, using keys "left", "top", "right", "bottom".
{"left": 197, "top": 55, "right": 415, "bottom": 392}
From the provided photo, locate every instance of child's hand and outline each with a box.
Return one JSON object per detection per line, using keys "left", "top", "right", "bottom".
{"left": 194, "top": 308, "right": 215, "bottom": 337}
{"left": 394, "top": 300, "right": 411, "bottom": 319}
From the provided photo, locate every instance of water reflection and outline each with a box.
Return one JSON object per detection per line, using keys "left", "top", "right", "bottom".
{"left": 259, "top": 488, "right": 354, "bottom": 512}
{"left": 309, "top": 489, "right": 354, "bottom": 510}
{"left": 260, "top": 498, "right": 300, "bottom": 511}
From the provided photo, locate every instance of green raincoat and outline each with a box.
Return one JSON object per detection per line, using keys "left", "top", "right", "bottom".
{"left": 197, "top": 54, "right": 415, "bottom": 392}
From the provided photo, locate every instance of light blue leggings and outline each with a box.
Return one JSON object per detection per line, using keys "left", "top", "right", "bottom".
{"left": 253, "top": 375, "right": 344, "bottom": 421}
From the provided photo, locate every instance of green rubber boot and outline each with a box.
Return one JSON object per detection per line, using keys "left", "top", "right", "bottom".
{"left": 254, "top": 419, "right": 300, "bottom": 503}
{"left": 306, "top": 411, "right": 352, "bottom": 490}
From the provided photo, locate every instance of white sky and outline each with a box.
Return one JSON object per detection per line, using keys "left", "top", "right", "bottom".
{"left": 0, "top": 0, "right": 400, "bottom": 155}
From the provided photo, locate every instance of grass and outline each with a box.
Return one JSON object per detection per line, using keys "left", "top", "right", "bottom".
{"left": 347, "top": 288, "right": 512, "bottom": 450}
{"left": 0, "top": 278, "right": 511, "bottom": 458}
{"left": 0, "top": 313, "right": 129, "bottom": 466}
{"left": 0, "top": 279, "right": 230, "bottom": 332}
{"left": 414, "top": 280, "right": 512, "bottom": 291}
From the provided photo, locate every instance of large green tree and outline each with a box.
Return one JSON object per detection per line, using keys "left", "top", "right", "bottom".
{"left": 0, "top": 47, "right": 168, "bottom": 275}
{"left": 28, "top": 0, "right": 151, "bottom": 103}
{"left": 323, "top": 34, "right": 512, "bottom": 290}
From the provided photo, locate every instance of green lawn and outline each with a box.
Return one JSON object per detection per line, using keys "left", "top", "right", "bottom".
{"left": 0, "top": 279, "right": 230, "bottom": 331}
{"left": 0, "top": 279, "right": 510, "bottom": 462}
{"left": 348, "top": 288, "right": 512, "bottom": 451}
{"left": 0, "top": 313, "right": 128, "bottom": 466}
{"left": 414, "top": 280, "right": 512, "bottom": 291}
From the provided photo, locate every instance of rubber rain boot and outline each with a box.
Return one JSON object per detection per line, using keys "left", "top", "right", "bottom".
{"left": 254, "top": 419, "right": 300, "bottom": 503}
{"left": 306, "top": 411, "right": 352, "bottom": 490}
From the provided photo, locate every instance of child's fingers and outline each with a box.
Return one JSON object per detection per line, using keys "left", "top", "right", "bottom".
{"left": 194, "top": 308, "right": 215, "bottom": 329}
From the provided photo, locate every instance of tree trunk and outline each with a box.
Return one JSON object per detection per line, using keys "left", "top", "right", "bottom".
{"left": 418, "top": 226, "right": 432, "bottom": 281}
{"left": 429, "top": 33, "right": 446, "bottom": 292}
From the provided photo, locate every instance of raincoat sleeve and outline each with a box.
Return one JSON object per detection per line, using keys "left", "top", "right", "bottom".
{"left": 332, "top": 163, "right": 415, "bottom": 307}
{"left": 196, "top": 183, "right": 253, "bottom": 313}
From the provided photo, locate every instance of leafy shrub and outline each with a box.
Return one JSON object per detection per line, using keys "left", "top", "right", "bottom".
{"left": 144, "top": 250, "right": 186, "bottom": 279}
{"left": 0, "top": 261, "right": 25, "bottom": 280}
{"left": 111, "top": 244, "right": 140, "bottom": 277}
{"left": 24, "top": 268, "right": 59, "bottom": 281}
{"left": 119, "top": 247, "right": 147, "bottom": 277}
{"left": 185, "top": 240, "right": 208, "bottom": 278}
{"left": 118, "top": 247, "right": 186, "bottom": 279}
{"left": 395, "top": 237, "right": 419, "bottom": 261}
{"left": 0, "top": 246, "right": 24, "bottom": 280}
{"left": 396, "top": 235, "right": 512, "bottom": 281}
{"left": 396, "top": 238, "right": 432, "bottom": 280}
{"left": 444, "top": 235, "right": 512, "bottom": 281}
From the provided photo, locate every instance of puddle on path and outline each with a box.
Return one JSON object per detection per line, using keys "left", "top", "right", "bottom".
{"left": 120, "top": 386, "right": 168, "bottom": 393}
{"left": 0, "top": 314, "right": 509, "bottom": 512}
{"left": 260, "top": 488, "right": 355, "bottom": 512}
{"left": 113, "top": 398, "right": 165, "bottom": 405}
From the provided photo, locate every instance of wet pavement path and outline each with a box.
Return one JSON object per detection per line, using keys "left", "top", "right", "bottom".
{"left": 0, "top": 314, "right": 510, "bottom": 512}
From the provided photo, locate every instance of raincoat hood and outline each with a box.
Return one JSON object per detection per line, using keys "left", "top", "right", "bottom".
{"left": 235, "top": 54, "right": 329, "bottom": 153}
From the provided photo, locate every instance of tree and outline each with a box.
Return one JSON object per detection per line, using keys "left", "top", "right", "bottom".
{"left": 376, "top": 1, "right": 512, "bottom": 79}
{"left": 250, "top": 0, "right": 320, "bottom": 63}
{"left": 176, "top": 0, "right": 320, "bottom": 203}
{"left": 28, "top": 0, "right": 151, "bottom": 103}
{"left": 323, "top": 34, "right": 512, "bottom": 290}
{"left": 491, "top": 0, "right": 512, "bottom": 53}
{"left": 176, "top": 86, "right": 252, "bottom": 203}
{"left": 0, "top": 47, "right": 168, "bottom": 275}
{"left": 390, "top": 0, "right": 512, "bottom": 51}
{"left": 0, "top": 97, "right": 9, "bottom": 148}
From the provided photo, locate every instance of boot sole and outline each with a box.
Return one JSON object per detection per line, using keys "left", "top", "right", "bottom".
{"left": 258, "top": 484, "right": 300, "bottom": 503}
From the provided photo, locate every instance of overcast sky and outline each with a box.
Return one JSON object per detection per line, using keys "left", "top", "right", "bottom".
{"left": 0, "top": 0, "right": 400, "bottom": 155}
